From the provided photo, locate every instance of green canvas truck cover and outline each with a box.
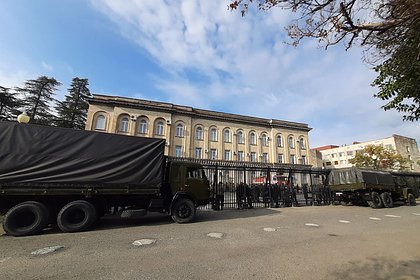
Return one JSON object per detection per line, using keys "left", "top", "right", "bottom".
{"left": 0, "top": 121, "right": 165, "bottom": 187}
{"left": 328, "top": 167, "right": 395, "bottom": 191}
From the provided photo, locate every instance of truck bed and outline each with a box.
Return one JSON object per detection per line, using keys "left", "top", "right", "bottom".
{"left": 0, "top": 122, "right": 165, "bottom": 192}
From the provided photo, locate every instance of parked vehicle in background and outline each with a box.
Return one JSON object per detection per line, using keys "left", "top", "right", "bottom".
{"left": 0, "top": 121, "right": 210, "bottom": 236}
{"left": 328, "top": 167, "right": 419, "bottom": 208}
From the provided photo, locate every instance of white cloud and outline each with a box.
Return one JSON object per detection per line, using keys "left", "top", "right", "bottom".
{"left": 41, "top": 61, "right": 53, "bottom": 71}
{"left": 91, "top": 0, "right": 420, "bottom": 147}
{"left": 0, "top": 69, "right": 31, "bottom": 88}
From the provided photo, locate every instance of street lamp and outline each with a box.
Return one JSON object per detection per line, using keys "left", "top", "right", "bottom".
{"left": 17, "top": 112, "right": 30, "bottom": 124}
{"left": 371, "top": 154, "right": 378, "bottom": 169}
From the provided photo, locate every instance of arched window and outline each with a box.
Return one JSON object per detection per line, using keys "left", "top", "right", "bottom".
{"left": 118, "top": 116, "right": 129, "bottom": 133}
{"left": 237, "top": 131, "right": 244, "bottom": 144}
{"left": 288, "top": 135, "right": 295, "bottom": 149}
{"left": 195, "top": 127, "right": 203, "bottom": 140}
{"left": 138, "top": 119, "right": 148, "bottom": 134}
{"left": 223, "top": 129, "right": 231, "bottom": 143}
{"left": 155, "top": 121, "right": 164, "bottom": 136}
{"left": 176, "top": 123, "right": 184, "bottom": 137}
{"left": 95, "top": 115, "right": 106, "bottom": 130}
{"left": 299, "top": 137, "right": 306, "bottom": 149}
{"left": 210, "top": 128, "right": 217, "bottom": 141}
{"left": 261, "top": 133, "right": 268, "bottom": 146}
{"left": 277, "top": 135, "right": 283, "bottom": 147}
{"left": 250, "top": 132, "right": 256, "bottom": 145}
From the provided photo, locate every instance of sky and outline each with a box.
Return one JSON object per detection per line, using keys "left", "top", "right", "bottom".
{"left": 1, "top": 0, "right": 419, "bottom": 148}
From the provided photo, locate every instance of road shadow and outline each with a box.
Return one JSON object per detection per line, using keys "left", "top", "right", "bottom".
{"left": 334, "top": 256, "right": 420, "bottom": 280}
{"left": 196, "top": 208, "right": 281, "bottom": 222}
{"left": 45, "top": 208, "right": 282, "bottom": 234}
{"left": 0, "top": 208, "right": 281, "bottom": 237}
{"left": 92, "top": 207, "right": 282, "bottom": 232}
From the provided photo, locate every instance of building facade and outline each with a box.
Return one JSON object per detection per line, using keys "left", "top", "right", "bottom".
{"left": 313, "top": 135, "right": 420, "bottom": 171}
{"left": 86, "top": 94, "right": 312, "bottom": 165}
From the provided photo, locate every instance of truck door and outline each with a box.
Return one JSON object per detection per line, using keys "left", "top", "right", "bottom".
{"left": 185, "top": 166, "right": 210, "bottom": 203}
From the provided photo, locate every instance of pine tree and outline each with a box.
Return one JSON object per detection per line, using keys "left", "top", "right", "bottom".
{"left": 55, "top": 77, "right": 91, "bottom": 129}
{"left": 17, "top": 76, "right": 61, "bottom": 125}
{"left": 0, "top": 86, "right": 22, "bottom": 120}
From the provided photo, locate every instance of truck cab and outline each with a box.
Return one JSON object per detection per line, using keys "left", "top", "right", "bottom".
{"left": 163, "top": 160, "right": 211, "bottom": 223}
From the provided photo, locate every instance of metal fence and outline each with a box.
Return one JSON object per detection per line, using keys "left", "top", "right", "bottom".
{"left": 169, "top": 157, "right": 333, "bottom": 210}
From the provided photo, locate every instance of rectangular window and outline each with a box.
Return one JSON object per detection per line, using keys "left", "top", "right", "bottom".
{"left": 277, "top": 154, "right": 284, "bottom": 164}
{"left": 210, "top": 149, "right": 217, "bottom": 160}
{"left": 406, "top": 146, "right": 410, "bottom": 152}
{"left": 175, "top": 146, "right": 182, "bottom": 157}
{"left": 340, "top": 160, "right": 346, "bottom": 165}
{"left": 250, "top": 152, "right": 256, "bottom": 162}
{"left": 237, "top": 151, "right": 244, "bottom": 161}
{"left": 290, "top": 155, "right": 296, "bottom": 164}
{"left": 339, "top": 152, "right": 344, "bottom": 157}
{"left": 334, "top": 161, "right": 339, "bottom": 165}
{"left": 331, "top": 153, "right": 336, "bottom": 158}
{"left": 347, "top": 151, "right": 353, "bottom": 156}
{"left": 195, "top": 148, "right": 202, "bottom": 159}
{"left": 262, "top": 153, "right": 268, "bottom": 163}
{"left": 301, "top": 155, "right": 307, "bottom": 165}
{"left": 224, "top": 150, "right": 231, "bottom": 161}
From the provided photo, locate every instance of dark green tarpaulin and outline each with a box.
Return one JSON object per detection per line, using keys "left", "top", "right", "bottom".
{"left": 0, "top": 121, "right": 165, "bottom": 187}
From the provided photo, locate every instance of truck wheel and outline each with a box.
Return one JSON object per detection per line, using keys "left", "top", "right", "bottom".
{"left": 57, "top": 200, "right": 97, "bottom": 233}
{"left": 407, "top": 193, "right": 416, "bottom": 206}
{"left": 3, "top": 201, "right": 49, "bottom": 236}
{"left": 380, "top": 192, "right": 393, "bottom": 208}
{"left": 367, "top": 192, "right": 383, "bottom": 209}
{"left": 171, "top": 198, "right": 196, "bottom": 224}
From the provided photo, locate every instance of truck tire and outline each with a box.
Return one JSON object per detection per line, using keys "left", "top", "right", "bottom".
{"left": 380, "top": 192, "right": 393, "bottom": 208}
{"left": 3, "top": 201, "right": 49, "bottom": 236}
{"left": 367, "top": 192, "right": 383, "bottom": 209}
{"left": 171, "top": 198, "right": 196, "bottom": 224}
{"left": 57, "top": 200, "right": 97, "bottom": 233}
{"left": 407, "top": 193, "right": 416, "bottom": 206}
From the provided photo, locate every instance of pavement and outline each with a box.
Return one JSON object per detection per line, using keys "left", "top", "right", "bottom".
{"left": 1, "top": 204, "right": 420, "bottom": 280}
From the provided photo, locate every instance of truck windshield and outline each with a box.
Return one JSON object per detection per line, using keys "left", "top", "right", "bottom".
{"left": 186, "top": 167, "right": 207, "bottom": 180}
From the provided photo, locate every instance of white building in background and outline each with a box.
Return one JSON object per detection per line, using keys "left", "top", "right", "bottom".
{"left": 313, "top": 135, "right": 420, "bottom": 172}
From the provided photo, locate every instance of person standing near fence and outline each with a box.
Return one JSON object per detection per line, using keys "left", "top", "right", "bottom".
{"left": 236, "top": 182, "right": 245, "bottom": 209}
{"left": 302, "top": 184, "right": 309, "bottom": 205}
{"left": 292, "top": 185, "right": 299, "bottom": 207}
{"left": 271, "top": 183, "right": 280, "bottom": 208}
{"left": 215, "top": 181, "right": 225, "bottom": 210}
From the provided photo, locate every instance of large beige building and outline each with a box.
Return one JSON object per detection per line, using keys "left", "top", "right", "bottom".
{"left": 86, "top": 94, "right": 312, "bottom": 165}
{"left": 314, "top": 135, "right": 420, "bottom": 171}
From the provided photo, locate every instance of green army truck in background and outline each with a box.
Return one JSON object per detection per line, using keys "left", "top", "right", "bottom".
{"left": 328, "top": 167, "right": 419, "bottom": 208}
{"left": 0, "top": 121, "right": 211, "bottom": 236}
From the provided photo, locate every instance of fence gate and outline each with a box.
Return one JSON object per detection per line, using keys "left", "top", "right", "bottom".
{"left": 168, "top": 157, "right": 331, "bottom": 210}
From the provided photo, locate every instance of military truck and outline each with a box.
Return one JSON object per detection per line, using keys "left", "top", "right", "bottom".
{"left": 328, "top": 167, "right": 419, "bottom": 208}
{"left": 0, "top": 121, "right": 211, "bottom": 236}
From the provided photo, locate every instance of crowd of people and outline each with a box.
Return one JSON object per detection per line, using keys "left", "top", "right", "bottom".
{"left": 212, "top": 182, "right": 334, "bottom": 210}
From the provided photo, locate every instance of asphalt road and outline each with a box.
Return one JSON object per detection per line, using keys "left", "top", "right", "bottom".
{"left": 1, "top": 204, "right": 420, "bottom": 280}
